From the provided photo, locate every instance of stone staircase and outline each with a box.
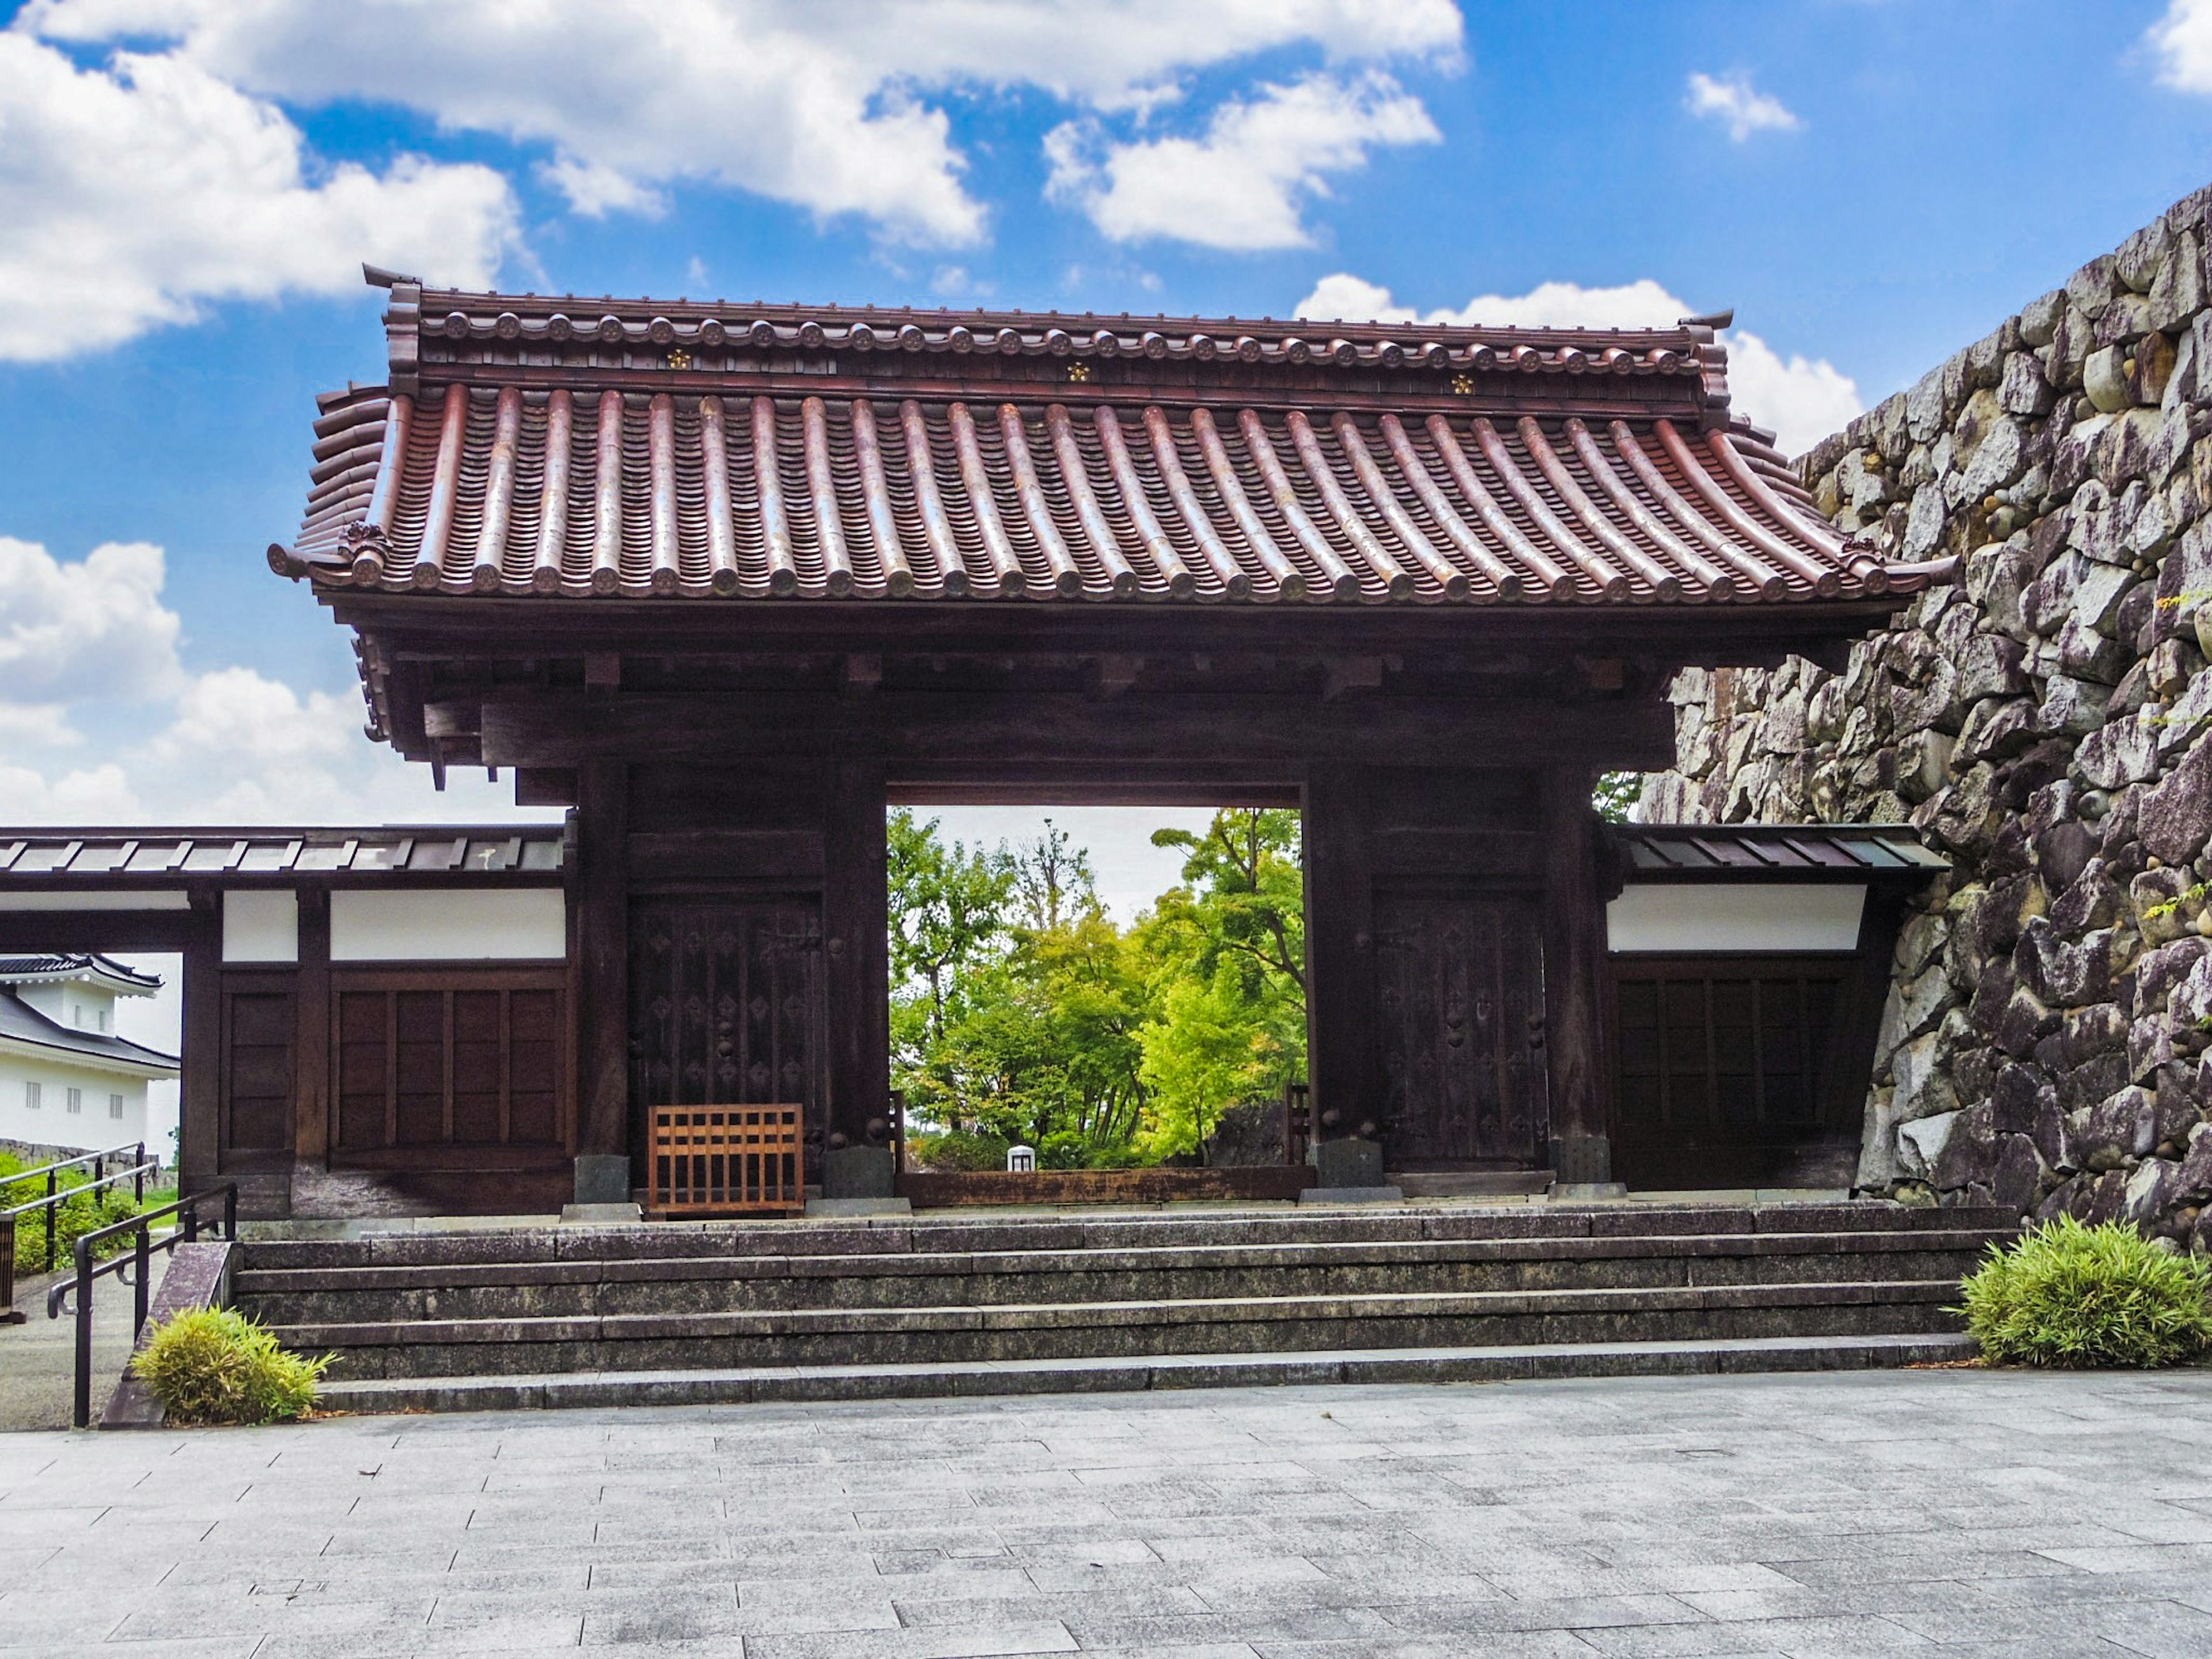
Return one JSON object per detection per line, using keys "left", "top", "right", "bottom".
{"left": 232, "top": 1202, "right": 2016, "bottom": 1415}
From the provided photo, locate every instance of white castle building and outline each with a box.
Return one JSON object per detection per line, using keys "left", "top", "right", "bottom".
{"left": 0, "top": 955, "right": 178, "bottom": 1157}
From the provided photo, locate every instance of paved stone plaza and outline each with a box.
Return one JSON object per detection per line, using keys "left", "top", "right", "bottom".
{"left": 0, "top": 1369, "right": 2209, "bottom": 1657}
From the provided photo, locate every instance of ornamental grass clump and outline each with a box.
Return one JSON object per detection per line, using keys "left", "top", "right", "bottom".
{"left": 128, "top": 1308, "right": 331, "bottom": 1425}
{"left": 1960, "top": 1214, "right": 2212, "bottom": 1369}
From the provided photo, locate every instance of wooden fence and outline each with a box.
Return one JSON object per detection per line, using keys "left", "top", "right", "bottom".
{"left": 648, "top": 1105, "right": 805, "bottom": 1215}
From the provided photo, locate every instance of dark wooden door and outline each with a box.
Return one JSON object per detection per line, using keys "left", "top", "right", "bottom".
{"left": 1373, "top": 892, "right": 1547, "bottom": 1167}
{"left": 628, "top": 896, "right": 824, "bottom": 1142}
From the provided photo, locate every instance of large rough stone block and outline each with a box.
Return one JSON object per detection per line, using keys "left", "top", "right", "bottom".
{"left": 2176, "top": 1122, "right": 2212, "bottom": 1205}
{"left": 2137, "top": 740, "right": 2212, "bottom": 862}
{"left": 2014, "top": 919, "right": 2117, "bottom": 1005}
{"left": 2137, "top": 937, "right": 2212, "bottom": 1013}
{"left": 1990, "top": 1132, "right": 2050, "bottom": 1214}
{"left": 2168, "top": 953, "right": 2212, "bottom": 1029}
{"left": 2122, "top": 1157, "right": 2186, "bottom": 1234}
{"left": 2077, "top": 714, "right": 2164, "bottom": 789}
{"left": 1874, "top": 963, "right": 1956, "bottom": 1064}
{"left": 1897, "top": 1111, "right": 1964, "bottom": 1181}
{"left": 2068, "top": 1085, "right": 2159, "bottom": 1172}
{"left": 2056, "top": 999, "right": 2130, "bottom": 1066}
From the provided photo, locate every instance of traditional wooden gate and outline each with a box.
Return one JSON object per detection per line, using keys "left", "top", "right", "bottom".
{"left": 1373, "top": 892, "right": 1548, "bottom": 1168}
{"left": 628, "top": 896, "right": 824, "bottom": 1192}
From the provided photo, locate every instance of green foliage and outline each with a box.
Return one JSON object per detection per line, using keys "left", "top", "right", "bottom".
{"left": 130, "top": 1306, "right": 331, "bottom": 1425}
{"left": 1, "top": 1154, "right": 146, "bottom": 1277}
{"left": 889, "top": 808, "right": 1306, "bottom": 1168}
{"left": 1960, "top": 1215, "right": 2212, "bottom": 1368}
{"left": 1593, "top": 771, "right": 1644, "bottom": 824}
{"left": 906, "top": 1129, "right": 1011, "bottom": 1172}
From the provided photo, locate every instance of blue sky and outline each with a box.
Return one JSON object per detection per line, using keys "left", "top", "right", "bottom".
{"left": 3, "top": 0, "right": 2212, "bottom": 871}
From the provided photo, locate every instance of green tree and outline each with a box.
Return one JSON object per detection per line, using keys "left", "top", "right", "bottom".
{"left": 885, "top": 806, "right": 1309, "bottom": 1168}
{"left": 1134, "top": 809, "right": 1306, "bottom": 1159}
{"left": 1011, "top": 817, "right": 1103, "bottom": 931}
{"left": 1593, "top": 771, "right": 1643, "bottom": 823}
{"left": 886, "top": 808, "right": 1013, "bottom": 1047}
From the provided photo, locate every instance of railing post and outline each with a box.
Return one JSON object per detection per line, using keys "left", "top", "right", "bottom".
{"left": 134, "top": 1144, "right": 146, "bottom": 1206}
{"left": 72, "top": 1237, "right": 93, "bottom": 1430}
{"left": 183, "top": 1198, "right": 199, "bottom": 1245}
{"left": 1, "top": 1217, "right": 14, "bottom": 1323}
{"left": 43, "top": 1169, "right": 56, "bottom": 1275}
{"left": 132, "top": 1221, "right": 149, "bottom": 1339}
{"left": 223, "top": 1185, "right": 236, "bottom": 1240}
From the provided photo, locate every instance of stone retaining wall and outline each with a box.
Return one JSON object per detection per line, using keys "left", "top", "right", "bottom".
{"left": 1638, "top": 184, "right": 2212, "bottom": 1252}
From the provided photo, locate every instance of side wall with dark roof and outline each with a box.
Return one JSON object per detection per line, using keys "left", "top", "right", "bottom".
{"left": 1636, "top": 183, "right": 2212, "bottom": 1247}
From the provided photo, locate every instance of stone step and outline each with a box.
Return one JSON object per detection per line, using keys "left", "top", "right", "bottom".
{"left": 237, "top": 1201, "right": 2019, "bottom": 1272}
{"left": 315, "top": 1330, "right": 1979, "bottom": 1415}
{"left": 280, "top": 1278, "right": 1964, "bottom": 1379}
{"left": 234, "top": 1230, "right": 2006, "bottom": 1325}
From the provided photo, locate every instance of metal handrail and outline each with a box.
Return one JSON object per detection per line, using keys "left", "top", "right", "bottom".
{"left": 45, "top": 1183, "right": 237, "bottom": 1429}
{"left": 0, "top": 1142, "right": 151, "bottom": 1282}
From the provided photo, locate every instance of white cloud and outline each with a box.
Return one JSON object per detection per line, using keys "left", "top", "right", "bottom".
{"left": 1046, "top": 71, "right": 1439, "bottom": 249}
{"left": 22, "top": 1, "right": 1460, "bottom": 256}
{"left": 0, "top": 32, "right": 518, "bottom": 361}
{"left": 540, "top": 154, "right": 666, "bottom": 220}
{"left": 2151, "top": 0, "right": 2212, "bottom": 90}
{"left": 0, "top": 537, "right": 181, "bottom": 703}
{"left": 1300, "top": 272, "right": 1691, "bottom": 331}
{"left": 1684, "top": 71, "right": 1802, "bottom": 142}
{"left": 1721, "top": 335, "right": 1863, "bottom": 459}
{"left": 0, "top": 532, "right": 532, "bottom": 826}
{"left": 1294, "top": 274, "right": 1862, "bottom": 456}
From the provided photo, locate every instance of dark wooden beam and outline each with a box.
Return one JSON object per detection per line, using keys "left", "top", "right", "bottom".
{"left": 179, "top": 897, "right": 221, "bottom": 1195}
{"left": 329, "top": 591, "right": 1910, "bottom": 665}
{"left": 1539, "top": 767, "right": 1611, "bottom": 1177}
{"left": 293, "top": 891, "right": 331, "bottom": 1175}
{"left": 1303, "top": 763, "right": 1375, "bottom": 1145}
{"left": 0, "top": 912, "right": 196, "bottom": 952}
{"left": 823, "top": 762, "right": 890, "bottom": 1149}
{"left": 461, "top": 691, "right": 1675, "bottom": 771}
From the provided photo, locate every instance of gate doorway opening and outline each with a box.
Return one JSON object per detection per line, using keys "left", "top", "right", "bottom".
{"left": 884, "top": 797, "right": 1306, "bottom": 1177}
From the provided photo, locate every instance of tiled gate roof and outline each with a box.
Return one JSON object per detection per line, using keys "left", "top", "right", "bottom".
{"left": 271, "top": 278, "right": 1942, "bottom": 609}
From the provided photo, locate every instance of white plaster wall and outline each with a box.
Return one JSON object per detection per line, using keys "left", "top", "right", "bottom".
{"left": 329, "top": 888, "right": 567, "bottom": 961}
{"left": 223, "top": 891, "right": 300, "bottom": 964}
{"left": 13, "top": 981, "right": 119, "bottom": 1033}
{"left": 0, "top": 1053, "right": 150, "bottom": 1155}
{"left": 1606, "top": 884, "right": 1868, "bottom": 954}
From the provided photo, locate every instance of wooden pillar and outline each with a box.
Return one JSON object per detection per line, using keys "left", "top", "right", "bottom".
{"left": 291, "top": 889, "right": 331, "bottom": 1182}
{"left": 1302, "top": 762, "right": 1376, "bottom": 1149}
{"left": 178, "top": 892, "right": 221, "bottom": 1196}
{"left": 575, "top": 759, "right": 631, "bottom": 1200}
{"left": 1540, "top": 766, "right": 1612, "bottom": 1182}
{"left": 822, "top": 759, "right": 890, "bottom": 1152}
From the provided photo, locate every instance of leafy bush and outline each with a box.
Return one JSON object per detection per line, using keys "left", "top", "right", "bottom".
{"left": 908, "top": 1130, "right": 1012, "bottom": 1172}
{"left": 129, "top": 1308, "right": 331, "bottom": 1425}
{"left": 1961, "top": 1215, "right": 2212, "bottom": 1368}
{"left": 2, "top": 1156, "right": 145, "bottom": 1277}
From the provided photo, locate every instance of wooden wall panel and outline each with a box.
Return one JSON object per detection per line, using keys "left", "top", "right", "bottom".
{"left": 328, "top": 969, "right": 571, "bottom": 1161}
{"left": 221, "top": 985, "right": 296, "bottom": 1156}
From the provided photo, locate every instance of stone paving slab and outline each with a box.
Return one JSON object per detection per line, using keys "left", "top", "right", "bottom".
{"left": 1, "top": 1369, "right": 2210, "bottom": 1656}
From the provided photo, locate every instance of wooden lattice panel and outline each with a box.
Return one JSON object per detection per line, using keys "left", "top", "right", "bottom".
{"left": 650, "top": 1104, "right": 804, "bottom": 1215}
